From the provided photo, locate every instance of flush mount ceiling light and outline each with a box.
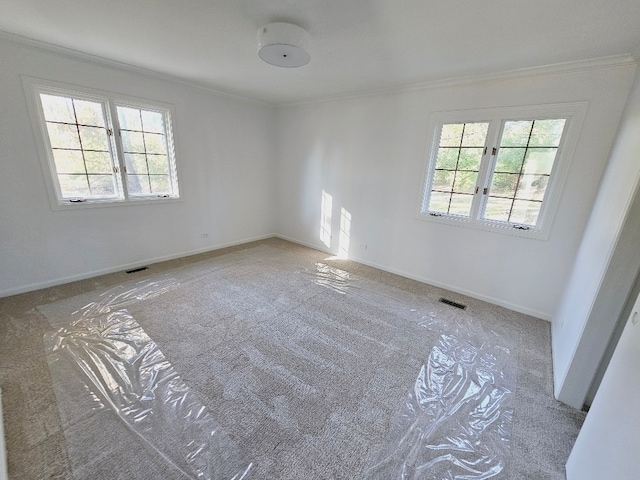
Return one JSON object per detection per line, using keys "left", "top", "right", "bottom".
{"left": 257, "top": 22, "right": 310, "bottom": 68}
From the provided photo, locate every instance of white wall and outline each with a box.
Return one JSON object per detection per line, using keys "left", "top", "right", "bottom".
{"left": 553, "top": 71, "right": 640, "bottom": 408}
{"left": 275, "top": 64, "right": 635, "bottom": 320}
{"left": 584, "top": 266, "right": 640, "bottom": 406}
{"left": 1, "top": 32, "right": 638, "bottom": 350}
{"left": 0, "top": 37, "right": 276, "bottom": 296}
{"left": 565, "top": 291, "right": 640, "bottom": 479}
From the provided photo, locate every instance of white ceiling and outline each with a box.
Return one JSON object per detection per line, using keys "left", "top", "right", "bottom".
{"left": 1, "top": 0, "right": 639, "bottom": 104}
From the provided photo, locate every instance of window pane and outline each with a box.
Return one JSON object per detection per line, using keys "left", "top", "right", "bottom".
{"left": 84, "top": 151, "right": 112, "bottom": 174}
{"left": 39, "top": 91, "right": 121, "bottom": 202}
{"left": 529, "top": 119, "right": 566, "bottom": 147}
{"left": 435, "top": 148, "right": 458, "bottom": 170}
{"left": 47, "top": 123, "right": 80, "bottom": 149}
{"left": 458, "top": 148, "right": 483, "bottom": 170}
{"left": 461, "top": 123, "right": 489, "bottom": 147}
{"left": 483, "top": 197, "right": 513, "bottom": 222}
{"left": 422, "top": 110, "right": 572, "bottom": 232}
{"left": 73, "top": 99, "right": 105, "bottom": 127}
{"left": 36, "top": 88, "right": 179, "bottom": 203}
{"left": 149, "top": 175, "right": 170, "bottom": 194}
{"left": 489, "top": 173, "right": 518, "bottom": 197}
{"left": 426, "top": 122, "right": 489, "bottom": 217}
{"left": 449, "top": 193, "right": 473, "bottom": 216}
{"left": 453, "top": 171, "right": 478, "bottom": 194}
{"left": 141, "top": 110, "right": 165, "bottom": 134}
{"left": 121, "top": 131, "right": 145, "bottom": 153}
{"left": 127, "top": 175, "right": 151, "bottom": 195}
{"left": 522, "top": 148, "right": 557, "bottom": 175}
{"left": 439, "top": 124, "right": 464, "bottom": 147}
{"left": 144, "top": 132, "right": 167, "bottom": 154}
{"left": 79, "top": 126, "right": 109, "bottom": 151}
{"left": 483, "top": 117, "right": 567, "bottom": 226}
{"left": 53, "top": 150, "right": 84, "bottom": 174}
{"left": 510, "top": 200, "right": 541, "bottom": 225}
{"left": 500, "top": 121, "right": 533, "bottom": 147}
{"left": 118, "top": 107, "right": 142, "bottom": 131}
{"left": 428, "top": 191, "right": 451, "bottom": 213}
{"left": 516, "top": 175, "right": 549, "bottom": 201}
{"left": 40, "top": 94, "right": 75, "bottom": 123}
{"left": 125, "top": 153, "right": 148, "bottom": 175}
{"left": 495, "top": 148, "right": 525, "bottom": 173}
{"left": 88, "top": 175, "right": 116, "bottom": 196}
{"left": 433, "top": 170, "right": 454, "bottom": 192}
{"left": 147, "top": 155, "right": 169, "bottom": 175}
{"left": 59, "top": 174, "right": 90, "bottom": 198}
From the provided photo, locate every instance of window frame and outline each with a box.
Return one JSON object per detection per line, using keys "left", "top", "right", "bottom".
{"left": 23, "top": 76, "right": 181, "bottom": 210}
{"left": 417, "top": 102, "right": 587, "bottom": 240}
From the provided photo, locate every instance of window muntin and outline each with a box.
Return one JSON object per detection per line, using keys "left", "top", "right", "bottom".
{"left": 428, "top": 122, "right": 489, "bottom": 217}
{"left": 39, "top": 93, "right": 119, "bottom": 200}
{"left": 117, "top": 105, "right": 176, "bottom": 197}
{"left": 420, "top": 104, "right": 584, "bottom": 238}
{"left": 28, "top": 80, "right": 179, "bottom": 207}
{"left": 483, "top": 119, "right": 565, "bottom": 225}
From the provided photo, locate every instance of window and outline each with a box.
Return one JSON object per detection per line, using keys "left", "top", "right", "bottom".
{"left": 25, "top": 78, "right": 179, "bottom": 207}
{"left": 429, "top": 122, "right": 489, "bottom": 217}
{"left": 117, "top": 105, "right": 175, "bottom": 197}
{"left": 419, "top": 103, "right": 586, "bottom": 239}
{"left": 484, "top": 119, "right": 565, "bottom": 226}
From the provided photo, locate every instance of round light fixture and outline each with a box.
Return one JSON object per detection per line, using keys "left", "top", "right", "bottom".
{"left": 257, "top": 22, "right": 310, "bottom": 68}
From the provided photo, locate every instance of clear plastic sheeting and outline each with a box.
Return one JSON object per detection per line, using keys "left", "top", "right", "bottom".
{"left": 37, "top": 243, "right": 519, "bottom": 479}
{"left": 37, "top": 277, "right": 182, "bottom": 330}
{"left": 312, "top": 262, "right": 350, "bottom": 294}
{"left": 45, "top": 306, "right": 252, "bottom": 479}
{"left": 39, "top": 249, "right": 252, "bottom": 328}
{"left": 368, "top": 333, "right": 514, "bottom": 479}
{"left": 299, "top": 260, "right": 516, "bottom": 479}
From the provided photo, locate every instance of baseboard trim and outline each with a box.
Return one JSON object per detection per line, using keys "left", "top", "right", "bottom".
{"left": 0, "top": 233, "right": 276, "bottom": 298}
{"left": 274, "top": 234, "right": 551, "bottom": 321}
{"left": 2, "top": 232, "right": 551, "bottom": 321}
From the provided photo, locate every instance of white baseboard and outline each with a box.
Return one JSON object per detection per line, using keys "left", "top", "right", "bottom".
{"left": 2, "top": 231, "right": 551, "bottom": 321}
{"left": 274, "top": 234, "right": 551, "bottom": 321}
{"left": 0, "top": 233, "right": 276, "bottom": 298}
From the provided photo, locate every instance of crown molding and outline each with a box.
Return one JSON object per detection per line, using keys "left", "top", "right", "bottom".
{"left": 279, "top": 54, "right": 638, "bottom": 107}
{"left": 0, "top": 30, "right": 272, "bottom": 107}
{"left": 1, "top": 29, "right": 636, "bottom": 108}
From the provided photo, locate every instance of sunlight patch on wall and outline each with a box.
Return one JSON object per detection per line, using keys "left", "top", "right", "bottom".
{"left": 320, "top": 190, "right": 332, "bottom": 248}
{"left": 338, "top": 208, "right": 352, "bottom": 258}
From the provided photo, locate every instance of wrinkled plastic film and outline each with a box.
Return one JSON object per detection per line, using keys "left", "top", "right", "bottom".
{"left": 312, "top": 262, "right": 351, "bottom": 294}
{"left": 306, "top": 262, "right": 512, "bottom": 347}
{"left": 39, "top": 248, "right": 253, "bottom": 328}
{"left": 44, "top": 302, "right": 252, "bottom": 479}
{"left": 367, "top": 333, "right": 515, "bottom": 479}
{"left": 38, "top": 248, "right": 277, "bottom": 478}
{"left": 39, "top": 244, "right": 516, "bottom": 479}
{"left": 302, "top": 262, "right": 516, "bottom": 478}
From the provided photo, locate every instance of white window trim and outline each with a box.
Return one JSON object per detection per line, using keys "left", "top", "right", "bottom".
{"left": 22, "top": 76, "right": 181, "bottom": 210}
{"left": 416, "top": 102, "right": 588, "bottom": 240}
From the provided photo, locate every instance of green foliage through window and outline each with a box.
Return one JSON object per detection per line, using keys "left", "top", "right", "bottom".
{"left": 424, "top": 116, "right": 567, "bottom": 229}
{"left": 33, "top": 83, "right": 179, "bottom": 205}
{"left": 428, "top": 122, "right": 489, "bottom": 217}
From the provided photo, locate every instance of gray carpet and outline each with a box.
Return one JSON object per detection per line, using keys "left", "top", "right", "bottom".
{"left": 0, "top": 238, "right": 585, "bottom": 479}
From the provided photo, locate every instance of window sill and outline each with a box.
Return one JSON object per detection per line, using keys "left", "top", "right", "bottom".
{"left": 51, "top": 195, "right": 181, "bottom": 211}
{"left": 416, "top": 211, "right": 549, "bottom": 240}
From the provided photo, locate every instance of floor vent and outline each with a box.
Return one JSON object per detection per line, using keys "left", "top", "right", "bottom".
{"left": 439, "top": 297, "right": 467, "bottom": 310}
{"left": 126, "top": 266, "right": 148, "bottom": 274}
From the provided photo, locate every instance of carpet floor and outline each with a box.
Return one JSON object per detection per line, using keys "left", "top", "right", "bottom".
{"left": 0, "top": 238, "right": 585, "bottom": 479}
